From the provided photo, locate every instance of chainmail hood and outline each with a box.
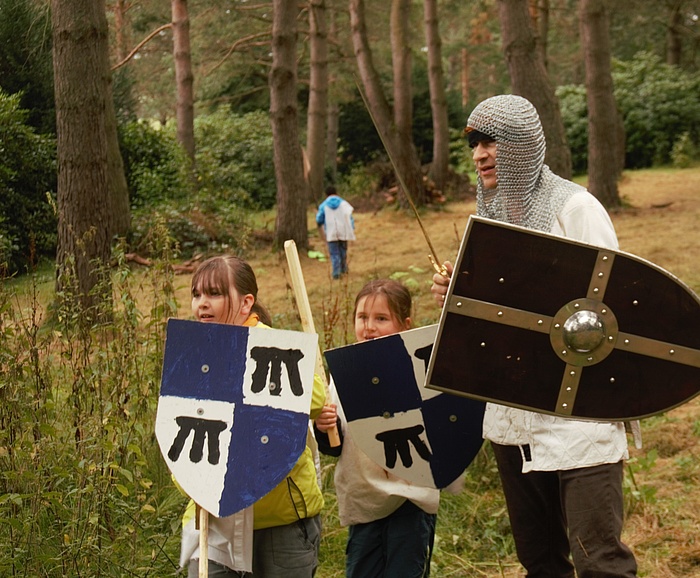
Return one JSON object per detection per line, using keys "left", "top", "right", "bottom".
{"left": 467, "top": 94, "right": 584, "bottom": 232}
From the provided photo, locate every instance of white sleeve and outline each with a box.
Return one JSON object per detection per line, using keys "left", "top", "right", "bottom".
{"left": 552, "top": 192, "right": 619, "bottom": 250}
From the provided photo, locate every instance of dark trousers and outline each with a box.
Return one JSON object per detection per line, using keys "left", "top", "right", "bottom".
{"left": 327, "top": 240, "right": 348, "bottom": 279}
{"left": 491, "top": 442, "right": 637, "bottom": 578}
{"left": 188, "top": 515, "right": 321, "bottom": 578}
{"left": 346, "top": 500, "right": 436, "bottom": 578}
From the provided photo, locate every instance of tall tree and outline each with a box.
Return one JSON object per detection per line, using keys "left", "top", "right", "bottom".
{"left": 529, "top": 0, "right": 550, "bottom": 68}
{"left": 306, "top": 0, "right": 329, "bottom": 204}
{"left": 172, "top": 0, "right": 195, "bottom": 162}
{"left": 271, "top": 0, "right": 308, "bottom": 248}
{"left": 52, "top": 0, "right": 125, "bottom": 314}
{"left": 391, "top": 0, "right": 412, "bottom": 143}
{"left": 350, "top": 0, "right": 425, "bottom": 207}
{"left": 580, "top": 0, "right": 623, "bottom": 207}
{"left": 498, "top": 0, "right": 572, "bottom": 178}
{"left": 423, "top": 0, "right": 450, "bottom": 192}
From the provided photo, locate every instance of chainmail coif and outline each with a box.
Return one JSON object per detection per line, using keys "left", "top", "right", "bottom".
{"left": 467, "top": 94, "right": 585, "bottom": 233}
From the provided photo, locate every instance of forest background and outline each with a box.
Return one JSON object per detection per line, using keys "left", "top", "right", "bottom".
{"left": 1, "top": 0, "right": 700, "bottom": 576}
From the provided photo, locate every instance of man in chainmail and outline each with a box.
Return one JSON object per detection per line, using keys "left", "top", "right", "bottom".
{"left": 432, "top": 95, "right": 638, "bottom": 577}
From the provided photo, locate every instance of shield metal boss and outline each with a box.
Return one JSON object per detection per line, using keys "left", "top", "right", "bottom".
{"left": 426, "top": 216, "right": 700, "bottom": 421}
{"left": 324, "top": 325, "right": 485, "bottom": 489}
{"left": 155, "top": 318, "right": 318, "bottom": 517}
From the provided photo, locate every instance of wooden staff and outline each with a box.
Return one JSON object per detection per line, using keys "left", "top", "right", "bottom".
{"left": 196, "top": 504, "right": 209, "bottom": 577}
{"left": 284, "top": 239, "right": 341, "bottom": 447}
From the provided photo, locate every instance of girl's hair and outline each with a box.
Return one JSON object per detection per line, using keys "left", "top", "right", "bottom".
{"left": 191, "top": 255, "right": 272, "bottom": 326}
{"left": 353, "top": 279, "right": 412, "bottom": 326}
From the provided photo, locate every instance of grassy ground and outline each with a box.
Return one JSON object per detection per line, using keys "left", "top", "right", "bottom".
{"left": 186, "top": 166, "right": 700, "bottom": 577}
{"left": 10, "top": 166, "right": 700, "bottom": 577}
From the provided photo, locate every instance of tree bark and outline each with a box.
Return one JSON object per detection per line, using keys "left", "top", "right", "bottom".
{"left": 271, "top": 0, "right": 308, "bottom": 248}
{"left": 461, "top": 47, "right": 469, "bottom": 108}
{"left": 498, "top": 0, "right": 572, "bottom": 179}
{"left": 350, "top": 0, "right": 425, "bottom": 207}
{"left": 172, "top": 0, "right": 195, "bottom": 163}
{"left": 423, "top": 0, "right": 450, "bottom": 192}
{"left": 666, "top": 2, "right": 683, "bottom": 66}
{"left": 534, "top": 0, "right": 550, "bottom": 69}
{"left": 579, "top": 0, "right": 623, "bottom": 208}
{"left": 52, "top": 0, "right": 115, "bottom": 316}
{"left": 326, "top": 99, "right": 339, "bottom": 183}
{"left": 306, "top": 0, "right": 329, "bottom": 204}
{"left": 391, "top": 0, "right": 412, "bottom": 140}
{"left": 113, "top": 0, "right": 129, "bottom": 62}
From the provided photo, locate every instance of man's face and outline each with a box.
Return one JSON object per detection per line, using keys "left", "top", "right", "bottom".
{"left": 472, "top": 140, "right": 498, "bottom": 190}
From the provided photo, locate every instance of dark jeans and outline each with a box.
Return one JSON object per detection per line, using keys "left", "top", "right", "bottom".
{"left": 327, "top": 240, "right": 348, "bottom": 279}
{"left": 188, "top": 515, "right": 321, "bottom": 578}
{"left": 346, "top": 499, "right": 436, "bottom": 578}
{"left": 491, "top": 442, "right": 637, "bottom": 578}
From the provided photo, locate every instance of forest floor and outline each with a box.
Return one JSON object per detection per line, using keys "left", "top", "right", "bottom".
{"left": 163, "top": 166, "right": 700, "bottom": 577}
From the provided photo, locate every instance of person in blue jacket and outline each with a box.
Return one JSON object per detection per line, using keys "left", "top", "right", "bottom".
{"left": 316, "top": 185, "right": 355, "bottom": 279}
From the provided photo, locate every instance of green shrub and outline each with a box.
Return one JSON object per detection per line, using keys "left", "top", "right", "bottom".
{"left": 557, "top": 52, "right": 700, "bottom": 172}
{"left": 671, "top": 132, "right": 698, "bottom": 168}
{"left": 0, "top": 89, "right": 57, "bottom": 274}
{"left": 194, "top": 108, "right": 276, "bottom": 209}
{"left": 0, "top": 238, "right": 183, "bottom": 576}
{"left": 614, "top": 52, "right": 700, "bottom": 168}
{"left": 118, "top": 120, "right": 191, "bottom": 209}
{"left": 555, "top": 85, "right": 589, "bottom": 175}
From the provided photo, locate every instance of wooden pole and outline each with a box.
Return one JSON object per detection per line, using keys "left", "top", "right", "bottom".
{"left": 284, "top": 239, "right": 341, "bottom": 447}
{"left": 197, "top": 504, "right": 209, "bottom": 577}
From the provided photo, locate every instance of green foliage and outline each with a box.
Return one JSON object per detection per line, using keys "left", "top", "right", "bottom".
{"left": 557, "top": 52, "right": 700, "bottom": 172}
{"left": 0, "top": 232, "right": 183, "bottom": 576}
{"left": 614, "top": 52, "right": 700, "bottom": 168}
{"left": 194, "top": 108, "right": 277, "bottom": 210}
{"left": 555, "top": 85, "right": 589, "bottom": 175}
{"left": 336, "top": 163, "right": 379, "bottom": 199}
{"left": 0, "top": 0, "right": 55, "bottom": 134}
{"left": 129, "top": 197, "right": 251, "bottom": 259}
{"left": 118, "top": 120, "right": 191, "bottom": 209}
{"left": 671, "top": 132, "right": 698, "bottom": 168}
{"left": 449, "top": 127, "right": 475, "bottom": 177}
{"left": 126, "top": 110, "right": 274, "bottom": 258}
{"left": 624, "top": 449, "right": 658, "bottom": 516}
{"left": 0, "top": 89, "right": 57, "bottom": 274}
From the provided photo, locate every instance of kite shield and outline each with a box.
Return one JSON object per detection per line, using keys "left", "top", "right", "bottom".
{"left": 325, "top": 325, "right": 485, "bottom": 489}
{"left": 426, "top": 216, "right": 700, "bottom": 421}
{"left": 155, "top": 319, "right": 318, "bottom": 518}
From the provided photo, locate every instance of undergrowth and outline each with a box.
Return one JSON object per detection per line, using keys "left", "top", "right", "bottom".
{"left": 0, "top": 221, "right": 184, "bottom": 576}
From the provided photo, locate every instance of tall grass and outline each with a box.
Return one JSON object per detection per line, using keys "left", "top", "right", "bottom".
{"left": 0, "top": 222, "right": 184, "bottom": 577}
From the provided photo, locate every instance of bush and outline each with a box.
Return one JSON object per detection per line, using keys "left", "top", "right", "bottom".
{"left": 557, "top": 52, "right": 700, "bottom": 172}
{"left": 614, "top": 52, "right": 700, "bottom": 168}
{"left": 118, "top": 120, "right": 191, "bottom": 209}
{"left": 671, "top": 132, "right": 698, "bottom": 168}
{"left": 555, "top": 85, "right": 589, "bottom": 175}
{"left": 194, "top": 108, "right": 277, "bottom": 209}
{"left": 0, "top": 89, "right": 57, "bottom": 274}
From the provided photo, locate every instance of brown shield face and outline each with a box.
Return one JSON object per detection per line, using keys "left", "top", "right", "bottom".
{"left": 426, "top": 216, "right": 700, "bottom": 421}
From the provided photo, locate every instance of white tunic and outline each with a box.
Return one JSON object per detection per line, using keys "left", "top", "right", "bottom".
{"left": 329, "top": 382, "right": 440, "bottom": 527}
{"left": 482, "top": 192, "right": 630, "bottom": 473}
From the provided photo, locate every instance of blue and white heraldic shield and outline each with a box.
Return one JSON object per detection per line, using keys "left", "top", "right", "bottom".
{"left": 155, "top": 318, "right": 318, "bottom": 518}
{"left": 325, "top": 325, "right": 485, "bottom": 489}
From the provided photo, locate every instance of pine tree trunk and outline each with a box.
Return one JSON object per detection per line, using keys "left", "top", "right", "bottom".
{"left": 271, "top": 0, "right": 308, "bottom": 248}
{"left": 392, "top": 0, "right": 412, "bottom": 140}
{"left": 580, "top": 0, "right": 622, "bottom": 208}
{"left": 498, "top": 0, "right": 572, "bottom": 179}
{"left": 306, "top": 0, "right": 328, "bottom": 204}
{"left": 172, "top": 0, "right": 195, "bottom": 163}
{"left": 52, "top": 0, "right": 114, "bottom": 316}
{"left": 424, "top": 0, "right": 450, "bottom": 192}
{"left": 350, "top": 0, "right": 425, "bottom": 207}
